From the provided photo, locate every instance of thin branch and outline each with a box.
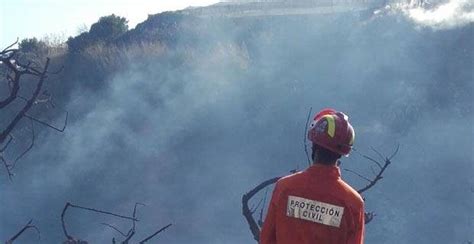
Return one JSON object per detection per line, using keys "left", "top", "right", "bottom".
{"left": 123, "top": 202, "right": 145, "bottom": 243}
{"left": 370, "top": 166, "right": 377, "bottom": 176}
{"left": 370, "top": 146, "right": 386, "bottom": 162}
{"left": 138, "top": 224, "right": 172, "bottom": 244}
{"left": 1, "top": 156, "right": 13, "bottom": 181}
{"left": 250, "top": 197, "right": 264, "bottom": 214}
{"left": 0, "top": 58, "right": 50, "bottom": 143}
{"left": 0, "top": 65, "right": 20, "bottom": 110}
{"left": 356, "top": 146, "right": 399, "bottom": 194}
{"left": 61, "top": 202, "right": 138, "bottom": 240}
{"left": 389, "top": 144, "right": 400, "bottom": 160}
{"left": 258, "top": 188, "right": 269, "bottom": 228}
{"left": 122, "top": 232, "right": 135, "bottom": 244}
{"left": 25, "top": 111, "right": 68, "bottom": 132}
{"left": 242, "top": 176, "right": 282, "bottom": 242}
{"left": 344, "top": 168, "right": 372, "bottom": 183}
{"left": 61, "top": 203, "right": 73, "bottom": 240}
{"left": 6, "top": 219, "right": 40, "bottom": 243}
{"left": 69, "top": 203, "right": 139, "bottom": 221}
{"left": 0, "top": 134, "right": 13, "bottom": 152}
{"left": 131, "top": 203, "right": 145, "bottom": 233}
{"left": 101, "top": 223, "right": 128, "bottom": 237}
{"left": 12, "top": 118, "right": 35, "bottom": 165}
{"left": 304, "top": 107, "right": 313, "bottom": 166}
{"left": 364, "top": 212, "right": 376, "bottom": 224}
{"left": 353, "top": 147, "right": 383, "bottom": 169}
{"left": 1, "top": 38, "right": 19, "bottom": 52}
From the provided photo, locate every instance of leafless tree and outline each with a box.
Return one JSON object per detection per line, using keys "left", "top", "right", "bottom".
{"left": 61, "top": 202, "right": 172, "bottom": 244}
{"left": 4, "top": 219, "right": 40, "bottom": 244}
{"left": 0, "top": 40, "right": 67, "bottom": 180}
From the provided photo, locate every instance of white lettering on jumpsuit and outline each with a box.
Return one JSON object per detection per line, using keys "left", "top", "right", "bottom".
{"left": 286, "top": 195, "right": 344, "bottom": 228}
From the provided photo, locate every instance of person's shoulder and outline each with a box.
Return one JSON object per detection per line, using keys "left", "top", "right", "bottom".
{"left": 276, "top": 170, "right": 305, "bottom": 188}
{"left": 338, "top": 179, "right": 364, "bottom": 207}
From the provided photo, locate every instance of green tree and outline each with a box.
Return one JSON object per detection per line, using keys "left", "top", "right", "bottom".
{"left": 89, "top": 14, "right": 128, "bottom": 42}
{"left": 67, "top": 14, "right": 128, "bottom": 52}
{"left": 19, "top": 37, "right": 47, "bottom": 54}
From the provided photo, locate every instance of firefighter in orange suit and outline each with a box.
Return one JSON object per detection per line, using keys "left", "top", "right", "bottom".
{"left": 260, "top": 108, "right": 364, "bottom": 244}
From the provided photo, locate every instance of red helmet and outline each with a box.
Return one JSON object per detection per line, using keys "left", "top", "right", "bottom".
{"left": 307, "top": 108, "right": 355, "bottom": 156}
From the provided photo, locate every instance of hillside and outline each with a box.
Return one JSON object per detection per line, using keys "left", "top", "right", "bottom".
{"left": 1, "top": 0, "right": 473, "bottom": 243}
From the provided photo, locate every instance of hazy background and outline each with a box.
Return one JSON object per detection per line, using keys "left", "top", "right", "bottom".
{"left": 0, "top": 0, "right": 473, "bottom": 243}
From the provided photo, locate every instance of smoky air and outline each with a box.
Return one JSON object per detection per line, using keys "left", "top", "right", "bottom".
{"left": 0, "top": 0, "right": 472, "bottom": 243}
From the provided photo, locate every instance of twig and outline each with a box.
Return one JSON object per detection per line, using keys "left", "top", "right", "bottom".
{"left": 250, "top": 197, "right": 264, "bottom": 214}
{"left": 370, "top": 146, "right": 386, "bottom": 162}
{"left": 6, "top": 219, "right": 40, "bottom": 243}
{"left": 0, "top": 134, "right": 13, "bottom": 152}
{"left": 1, "top": 156, "right": 13, "bottom": 181}
{"left": 304, "top": 107, "right": 313, "bottom": 166}
{"left": 258, "top": 188, "right": 269, "bottom": 227}
{"left": 61, "top": 202, "right": 138, "bottom": 240}
{"left": 25, "top": 111, "right": 68, "bottom": 132}
{"left": 0, "top": 58, "right": 50, "bottom": 143}
{"left": 389, "top": 144, "right": 400, "bottom": 160}
{"left": 344, "top": 168, "right": 372, "bottom": 183}
{"left": 139, "top": 224, "right": 172, "bottom": 244}
{"left": 356, "top": 146, "right": 399, "bottom": 194}
{"left": 242, "top": 176, "right": 282, "bottom": 242}
{"left": 364, "top": 212, "right": 376, "bottom": 224}
{"left": 353, "top": 147, "right": 383, "bottom": 169}
{"left": 122, "top": 202, "right": 145, "bottom": 243}
{"left": 1, "top": 38, "right": 19, "bottom": 52}
{"left": 101, "top": 223, "right": 128, "bottom": 237}
{"left": 12, "top": 118, "right": 35, "bottom": 165}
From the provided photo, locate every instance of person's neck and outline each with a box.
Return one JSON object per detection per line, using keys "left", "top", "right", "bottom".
{"left": 312, "top": 161, "right": 337, "bottom": 167}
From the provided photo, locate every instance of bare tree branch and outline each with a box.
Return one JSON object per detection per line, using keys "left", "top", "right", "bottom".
{"left": 0, "top": 63, "right": 21, "bottom": 110}
{"left": 257, "top": 188, "right": 269, "bottom": 227}
{"left": 353, "top": 147, "right": 383, "bottom": 169}
{"left": 242, "top": 175, "right": 282, "bottom": 242}
{"left": 101, "top": 223, "right": 128, "bottom": 237}
{"left": 61, "top": 202, "right": 138, "bottom": 241}
{"left": 0, "top": 44, "right": 67, "bottom": 177}
{"left": 304, "top": 107, "right": 313, "bottom": 166}
{"left": 1, "top": 38, "right": 19, "bottom": 53}
{"left": 5, "top": 219, "right": 40, "bottom": 244}
{"left": 250, "top": 196, "right": 265, "bottom": 214}
{"left": 344, "top": 168, "right": 372, "bottom": 183}
{"left": 356, "top": 145, "right": 399, "bottom": 194}
{"left": 12, "top": 118, "right": 35, "bottom": 165}
{"left": 1, "top": 156, "right": 13, "bottom": 181}
{"left": 364, "top": 212, "right": 376, "bottom": 224}
{"left": 138, "top": 224, "right": 172, "bottom": 244}
{"left": 0, "top": 135, "right": 13, "bottom": 152}
{"left": 0, "top": 58, "right": 50, "bottom": 143}
{"left": 25, "top": 111, "right": 68, "bottom": 132}
{"left": 122, "top": 202, "right": 145, "bottom": 243}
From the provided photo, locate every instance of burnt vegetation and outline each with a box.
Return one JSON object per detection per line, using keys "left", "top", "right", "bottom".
{"left": 61, "top": 202, "right": 172, "bottom": 244}
{"left": 1, "top": 2, "right": 472, "bottom": 242}
{"left": 0, "top": 39, "right": 67, "bottom": 180}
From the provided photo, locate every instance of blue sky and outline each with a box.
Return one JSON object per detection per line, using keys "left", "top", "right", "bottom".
{"left": 0, "top": 0, "right": 220, "bottom": 47}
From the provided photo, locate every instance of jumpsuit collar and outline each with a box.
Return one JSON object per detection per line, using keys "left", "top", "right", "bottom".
{"left": 306, "top": 164, "right": 341, "bottom": 179}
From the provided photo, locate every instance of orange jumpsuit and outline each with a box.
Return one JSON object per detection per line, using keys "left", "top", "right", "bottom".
{"left": 260, "top": 164, "right": 365, "bottom": 244}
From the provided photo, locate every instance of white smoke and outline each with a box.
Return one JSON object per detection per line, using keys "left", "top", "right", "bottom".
{"left": 400, "top": 0, "right": 474, "bottom": 29}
